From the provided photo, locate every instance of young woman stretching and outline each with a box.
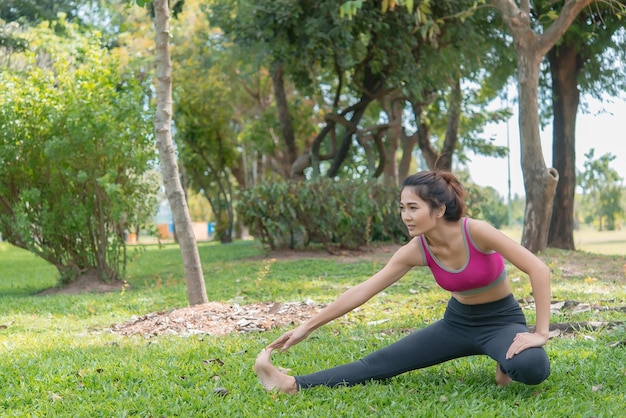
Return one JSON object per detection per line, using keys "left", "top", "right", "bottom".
{"left": 255, "top": 170, "right": 551, "bottom": 393}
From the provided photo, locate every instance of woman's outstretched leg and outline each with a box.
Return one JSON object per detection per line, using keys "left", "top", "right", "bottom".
{"left": 293, "top": 319, "right": 476, "bottom": 389}
{"left": 254, "top": 348, "right": 299, "bottom": 394}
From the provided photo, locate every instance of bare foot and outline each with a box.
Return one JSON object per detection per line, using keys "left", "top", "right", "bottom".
{"left": 495, "top": 363, "right": 512, "bottom": 387}
{"left": 254, "top": 348, "right": 298, "bottom": 394}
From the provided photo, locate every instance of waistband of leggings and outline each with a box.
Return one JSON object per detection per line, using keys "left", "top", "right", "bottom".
{"left": 446, "top": 293, "right": 517, "bottom": 315}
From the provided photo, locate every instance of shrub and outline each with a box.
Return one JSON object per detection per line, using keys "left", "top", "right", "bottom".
{"left": 0, "top": 24, "right": 156, "bottom": 284}
{"left": 237, "top": 178, "right": 407, "bottom": 251}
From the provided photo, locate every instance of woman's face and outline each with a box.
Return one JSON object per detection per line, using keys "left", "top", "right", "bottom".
{"left": 400, "top": 187, "right": 438, "bottom": 237}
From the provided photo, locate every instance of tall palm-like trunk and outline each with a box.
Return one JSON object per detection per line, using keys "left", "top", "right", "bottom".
{"left": 153, "top": 0, "right": 207, "bottom": 305}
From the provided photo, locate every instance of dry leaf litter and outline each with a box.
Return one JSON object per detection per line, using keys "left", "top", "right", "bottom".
{"left": 109, "top": 300, "right": 324, "bottom": 338}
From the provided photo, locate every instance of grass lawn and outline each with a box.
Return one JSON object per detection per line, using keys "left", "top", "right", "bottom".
{"left": 0, "top": 235, "right": 625, "bottom": 417}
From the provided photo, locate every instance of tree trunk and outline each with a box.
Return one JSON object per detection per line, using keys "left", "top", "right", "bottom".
{"left": 153, "top": 0, "right": 208, "bottom": 306}
{"left": 416, "top": 117, "right": 435, "bottom": 170}
{"left": 413, "top": 79, "right": 460, "bottom": 173}
{"left": 398, "top": 129, "right": 418, "bottom": 181}
{"left": 326, "top": 99, "right": 372, "bottom": 177}
{"left": 439, "top": 77, "right": 463, "bottom": 171}
{"left": 516, "top": 46, "right": 559, "bottom": 253}
{"left": 547, "top": 43, "right": 580, "bottom": 250}
{"left": 327, "top": 65, "right": 384, "bottom": 177}
{"left": 382, "top": 91, "right": 403, "bottom": 185}
{"left": 493, "top": 0, "right": 593, "bottom": 253}
{"left": 272, "top": 62, "right": 298, "bottom": 178}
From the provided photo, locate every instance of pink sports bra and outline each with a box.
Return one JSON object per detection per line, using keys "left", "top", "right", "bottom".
{"left": 417, "top": 218, "right": 506, "bottom": 296}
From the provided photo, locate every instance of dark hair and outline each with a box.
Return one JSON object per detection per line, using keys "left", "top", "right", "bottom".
{"left": 401, "top": 170, "right": 467, "bottom": 221}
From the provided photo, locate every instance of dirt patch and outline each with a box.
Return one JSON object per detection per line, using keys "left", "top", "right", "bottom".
{"left": 38, "top": 270, "right": 128, "bottom": 296}
{"left": 109, "top": 301, "right": 323, "bottom": 338}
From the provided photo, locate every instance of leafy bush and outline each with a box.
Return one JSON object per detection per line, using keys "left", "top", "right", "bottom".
{"left": 0, "top": 23, "right": 157, "bottom": 283}
{"left": 237, "top": 178, "right": 407, "bottom": 251}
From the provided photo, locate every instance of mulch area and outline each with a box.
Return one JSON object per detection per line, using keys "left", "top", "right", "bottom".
{"left": 108, "top": 301, "right": 324, "bottom": 338}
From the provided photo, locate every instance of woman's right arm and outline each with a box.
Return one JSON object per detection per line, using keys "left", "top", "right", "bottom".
{"left": 267, "top": 240, "right": 422, "bottom": 352}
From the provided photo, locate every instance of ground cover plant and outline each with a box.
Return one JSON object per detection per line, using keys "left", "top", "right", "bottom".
{"left": 0, "top": 239, "right": 625, "bottom": 417}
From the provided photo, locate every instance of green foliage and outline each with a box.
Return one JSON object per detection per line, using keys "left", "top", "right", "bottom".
{"left": 208, "top": 0, "right": 516, "bottom": 182}
{"left": 535, "top": 0, "right": 626, "bottom": 114}
{"left": 173, "top": 60, "right": 239, "bottom": 241}
{"left": 0, "top": 0, "right": 91, "bottom": 24}
{"left": 0, "top": 22, "right": 157, "bottom": 283}
{"left": 236, "top": 179, "right": 407, "bottom": 251}
{"left": 0, "top": 0, "right": 117, "bottom": 54}
{"left": 578, "top": 149, "right": 624, "bottom": 231}
{"left": 465, "top": 182, "right": 509, "bottom": 229}
{"left": 212, "top": 0, "right": 427, "bottom": 96}
{"left": 169, "top": 2, "right": 320, "bottom": 240}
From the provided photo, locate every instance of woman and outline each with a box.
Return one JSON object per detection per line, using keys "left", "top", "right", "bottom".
{"left": 255, "top": 170, "right": 551, "bottom": 394}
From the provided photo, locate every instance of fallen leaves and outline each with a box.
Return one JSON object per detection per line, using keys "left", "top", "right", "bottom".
{"left": 524, "top": 299, "right": 626, "bottom": 339}
{"left": 109, "top": 301, "right": 323, "bottom": 338}
{"left": 549, "top": 300, "right": 609, "bottom": 314}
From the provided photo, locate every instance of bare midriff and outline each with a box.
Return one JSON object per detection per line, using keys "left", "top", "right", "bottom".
{"left": 451, "top": 279, "right": 512, "bottom": 305}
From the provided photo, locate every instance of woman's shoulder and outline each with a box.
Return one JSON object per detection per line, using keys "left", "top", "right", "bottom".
{"left": 391, "top": 237, "right": 426, "bottom": 267}
{"left": 465, "top": 217, "right": 515, "bottom": 252}
{"left": 465, "top": 217, "right": 497, "bottom": 233}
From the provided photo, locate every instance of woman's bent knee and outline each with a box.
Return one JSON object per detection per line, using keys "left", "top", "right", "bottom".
{"left": 515, "top": 362, "right": 550, "bottom": 385}
{"left": 502, "top": 348, "right": 550, "bottom": 385}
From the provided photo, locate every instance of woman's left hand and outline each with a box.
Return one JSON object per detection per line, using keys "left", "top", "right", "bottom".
{"left": 506, "top": 332, "right": 549, "bottom": 360}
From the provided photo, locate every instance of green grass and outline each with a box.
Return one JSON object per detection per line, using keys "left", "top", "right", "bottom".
{"left": 1, "top": 239, "right": 625, "bottom": 417}
{"left": 500, "top": 225, "right": 626, "bottom": 256}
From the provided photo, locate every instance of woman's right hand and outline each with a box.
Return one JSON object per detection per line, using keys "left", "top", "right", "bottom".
{"left": 266, "top": 325, "right": 311, "bottom": 353}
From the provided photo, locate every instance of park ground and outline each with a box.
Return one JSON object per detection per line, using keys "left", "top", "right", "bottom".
{"left": 0, "top": 227, "right": 625, "bottom": 416}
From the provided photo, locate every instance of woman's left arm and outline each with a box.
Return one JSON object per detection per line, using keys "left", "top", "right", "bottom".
{"left": 470, "top": 220, "right": 551, "bottom": 356}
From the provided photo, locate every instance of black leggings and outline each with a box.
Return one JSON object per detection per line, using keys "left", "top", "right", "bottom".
{"left": 294, "top": 294, "right": 550, "bottom": 389}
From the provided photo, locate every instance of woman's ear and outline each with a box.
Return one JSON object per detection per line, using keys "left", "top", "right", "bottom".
{"left": 437, "top": 205, "right": 446, "bottom": 218}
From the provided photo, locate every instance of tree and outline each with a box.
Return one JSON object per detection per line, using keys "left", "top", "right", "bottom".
{"left": 367, "top": 0, "right": 621, "bottom": 251}
{"left": 170, "top": 0, "right": 248, "bottom": 243}
{"left": 578, "top": 149, "right": 624, "bottom": 231}
{"left": 0, "top": 21, "right": 157, "bottom": 284}
{"left": 489, "top": 0, "right": 608, "bottom": 253}
{"left": 141, "top": 0, "right": 208, "bottom": 305}
{"left": 544, "top": 5, "right": 626, "bottom": 249}
{"left": 213, "top": 0, "right": 512, "bottom": 186}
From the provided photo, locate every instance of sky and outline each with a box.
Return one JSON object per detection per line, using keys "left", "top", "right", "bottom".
{"left": 468, "top": 97, "right": 626, "bottom": 198}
